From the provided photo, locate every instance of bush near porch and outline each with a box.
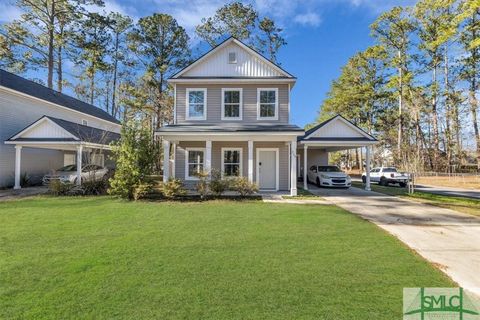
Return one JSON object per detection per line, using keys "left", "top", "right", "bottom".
{"left": 0, "top": 197, "right": 453, "bottom": 319}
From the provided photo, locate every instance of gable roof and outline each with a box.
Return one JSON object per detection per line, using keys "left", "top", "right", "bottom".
{"left": 0, "top": 69, "right": 120, "bottom": 124}
{"left": 170, "top": 37, "right": 295, "bottom": 80}
{"left": 8, "top": 116, "right": 120, "bottom": 145}
{"left": 299, "top": 115, "right": 377, "bottom": 142}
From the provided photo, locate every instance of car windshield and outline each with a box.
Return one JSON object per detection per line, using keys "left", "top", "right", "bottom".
{"left": 57, "top": 165, "right": 77, "bottom": 171}
{"left": 318, "top": 166, "right": 342, "bottom": 172}
{"left": 383, "top": 168, "right": 397, "bottom": 172}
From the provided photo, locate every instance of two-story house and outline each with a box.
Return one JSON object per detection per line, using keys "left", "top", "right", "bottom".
{"left": 156, "top": 37, "right": 303, "bottom": 195}
{"left": 156, "top": 37, "right": 378, "bottom": 196}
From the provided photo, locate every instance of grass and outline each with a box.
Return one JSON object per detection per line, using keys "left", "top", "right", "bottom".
{"left": 416, "top": 176, "right": 479, "bottom": 190}
{"left": 352, "top": 181, "right": 480, "bottom": 216}
{"left": 0, "top": 196, "right": 454, "bottom": 319}
{"left": 282, "top": 187, "right": 323, "bottom": 200}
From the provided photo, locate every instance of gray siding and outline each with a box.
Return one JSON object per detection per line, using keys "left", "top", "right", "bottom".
{"left": 0, "top": 88, "right": 120, "bottom": 187}
{"left": 174, "top": 141, "right": 289, "bottom": 191}
{"left": 175, "top": 84, "right": 290, "bottom": 125}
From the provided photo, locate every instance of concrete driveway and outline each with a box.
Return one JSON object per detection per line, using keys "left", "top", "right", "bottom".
{"left": 308, "top": 185, "right": 480, "bottom": 297}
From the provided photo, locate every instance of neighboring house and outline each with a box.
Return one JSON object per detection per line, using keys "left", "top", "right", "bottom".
{"left": 156, "top": 37, "right": 377, "bottom": 195}
{"left": 0, "top": 69, "right": 121, "bottom": 189}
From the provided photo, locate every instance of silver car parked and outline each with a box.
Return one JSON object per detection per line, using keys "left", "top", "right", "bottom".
{"left": 43, "top": 164, "right": 109, "bottom": 185}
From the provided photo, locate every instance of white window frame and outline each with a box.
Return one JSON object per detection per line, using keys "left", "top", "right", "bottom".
{"left": 221, "top": 88, "right": 243, "bottom": 121}
{"left": 185, "top": 147, "right": 206, "bottom": 180}
{"left": 257, "top": 88, "right": 279, "bottom": 120}
{"left": 186, "top": 88, "right": 207, "bottom": 121}
{"left": 221, "top": 147, "right": 243, "bottom": 178}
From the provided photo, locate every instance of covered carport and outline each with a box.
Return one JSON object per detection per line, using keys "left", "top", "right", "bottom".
{"left": 297, "top": 115, "right": 378, "bottom": 191}
{"left": 4, "top": 116, "right": 119, "bottom": 189}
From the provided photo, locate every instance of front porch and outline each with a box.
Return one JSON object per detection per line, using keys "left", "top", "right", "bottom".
{"left": 157, "top": 124, "right": 304, "bottom": 196}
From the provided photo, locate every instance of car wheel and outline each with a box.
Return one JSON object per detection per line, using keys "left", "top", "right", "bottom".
{"left": 316, "top": 177, "right": 321, "bottom": 187}
{"left": 362, "top": 176, "right": 366, "bottom": 184}
{"left": 380, "top": 177, "right": 388, "bottom": 186}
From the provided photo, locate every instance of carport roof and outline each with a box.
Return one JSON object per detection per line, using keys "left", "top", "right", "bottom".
{"left": 298, "top": 115, "right": 377, "bottom": 143}
{"left": 6, "top": 116, "right": 120, "bottom": 146}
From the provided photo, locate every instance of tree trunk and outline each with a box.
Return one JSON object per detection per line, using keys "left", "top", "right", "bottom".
{"left": 47, "top": 0, "right": 55, "bottom": 89}
{"left": 431, "top": 63, "right": 440, "bottom": 171}
{"left": 397, "top": 50, "right": 403, "bottom": 158}
{"left": 470, "top": 89, "right": 480, "bottom": 170}
{"left": 444, "top": 49, "right": 452, "bottom": 173}
{"left": 112, "top": 32, "right": 119, "bottom": 117}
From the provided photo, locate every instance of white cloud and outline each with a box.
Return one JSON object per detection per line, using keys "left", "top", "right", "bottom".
{"left": 293, "top": 12, "right": 321, "bottom": 27}
{"left": 0, "top": 3, "right": 23, "bottom": 22}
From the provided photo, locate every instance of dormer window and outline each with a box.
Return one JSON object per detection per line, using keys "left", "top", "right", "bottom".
{"left": 228, "top": 52, "right": 237, "bottom": 64}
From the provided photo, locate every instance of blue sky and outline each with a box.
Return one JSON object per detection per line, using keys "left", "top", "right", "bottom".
{"left": 1, "top": 0, "right": 418, "bottom": 127}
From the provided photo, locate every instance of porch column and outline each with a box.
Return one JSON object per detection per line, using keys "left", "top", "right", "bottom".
{"left": 248, "top": 140, "right": 253, "bottom": 182}
{"left": 303, "top": 145, "right": 308, "bottom": 190}
{"left": 76, "top": 145, "right": 83, "bottom": 186}
{"left": 163, "top": 140, "right": 170, "bottom": 182}
{"left": 14, "top": 146, "right": 22, "bottom": 189}
{"left": 290, "top": 139, "right": 297, "bottom": 196}
{"left": 365, "top": 146, "right": 371, "bottom": 191}
{"left": 172, "top": 142, "right": 176, "bottom": 178}
{"left": 205, "top": 140, "right": 212, "bottom": 177}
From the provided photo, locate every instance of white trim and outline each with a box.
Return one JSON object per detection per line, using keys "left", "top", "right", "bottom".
{"left": 300, "top": 140, "right": 378, "bottom": 147}
{"left": 247, "top": 140, "right": 253, "bottom": 182}
{"left": 168, "top": 78, "right": 296, "bottom": 84}
{"left": 171, "top": 38, "right": 294, "bottom": 79}
{"left": 186, "top": 88, "right": 207, "bottom": 121}
{"left": 256, "top": 148, "right": 279, "bottom": 191}
{"left": 287, "top": 83, "right": 291, "bottom": 120}
{"left": 221, "top": 147, "right": 243, "bottom": 177}
{"left": 257, "top": 88, "right": 279, "bottom": 121}
{"left": 5, "top": 140, "right": 114, "bottom": 150}
{"left": 221, "top": 88, "right": 243, "bottom": 121}
{"left": 0, "top": 86, "right": 121, "bottom": 127}
{"left": 304, "top": 115, "right": 375, "bottom": 141}
{"left": 157, "top": 131, "right": 301, "bottom": 137}
{"left": 185, "top": 147, "right": 206, "bottom": 180}
{"left": 9, "top": 117, "right": 79, "bottom": 141}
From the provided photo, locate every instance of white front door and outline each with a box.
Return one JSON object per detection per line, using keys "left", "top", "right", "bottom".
{"left": 258, "top": 150, "right": 277, "bottom": 190}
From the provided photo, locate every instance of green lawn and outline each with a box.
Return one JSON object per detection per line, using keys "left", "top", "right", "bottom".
{"left": 352, "top": 181, "right": 480, "bottom": 216}
{"left": 0, "top": 197, "right": 454, "bottom": 319}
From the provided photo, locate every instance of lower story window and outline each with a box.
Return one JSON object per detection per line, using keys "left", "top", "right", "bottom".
{"left": 222, "top": 148, "right": 242, "bottom": 177}
{"left": 186, "top": 148, "right": 205, "bottom": 179}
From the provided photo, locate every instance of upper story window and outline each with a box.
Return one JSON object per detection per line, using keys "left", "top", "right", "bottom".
{"left": 257, "top": 88, "right": 278, "bottom": 120}
{"left": 186, "top": 88, "right": 207, "bottom": 120}
{"left": 221, "top": 88, "right": 242, "bottom": 120}
{"left": 228, "top": 52, "right": 237, "bottom": 64}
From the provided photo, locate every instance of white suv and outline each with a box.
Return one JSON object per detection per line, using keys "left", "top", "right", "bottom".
{"left": 362, "top": 167, "right": 409, "bottom": 187}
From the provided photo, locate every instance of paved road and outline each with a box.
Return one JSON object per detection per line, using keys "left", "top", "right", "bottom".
{"left": 308, "top": 185, "right": 480, "bottom": 298}
{"left": 414, "top": 184, "right": 480, "bottom": 199}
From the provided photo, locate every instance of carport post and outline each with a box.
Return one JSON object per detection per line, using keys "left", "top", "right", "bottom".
{"left": 303, "top": 145, "right": 308, "bottom": 190}
{"left": 76, "top": 145, "right": 83, "bottom": 186}
{"left": 290, "top": 139, "right": 297, "bottom": 196}
{"left": 14, "top": 145, "right": 22, "bottom": 189}
{"left": 365, "top": 146, "right": 371, "bottom": 191}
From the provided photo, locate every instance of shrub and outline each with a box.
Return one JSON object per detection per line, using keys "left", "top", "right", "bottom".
{"left": 230, "top": 177, "right": 258, "bottom": 197}
{"left": 194, "top": 170, "right": 209, "bottom": 199}
{"left": 20, "top": 172, "right": 31, "bottom": 187}
{"left": 48, "top": 180, "right": 75, "bottom": 196}
{"left": 209, "top": 169, "right": 229, "bottom": 196}
{"left": 82, "top": 180, "right": 108, "bottom": 195}
{"left": 132, "top": 182, "right": 154, "bottom": 201}
{"left": 161, "top": 178, "right": 187, "bottom": 199}
{"left": 108, "top": 120, "right": 159, "bottom": 200}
